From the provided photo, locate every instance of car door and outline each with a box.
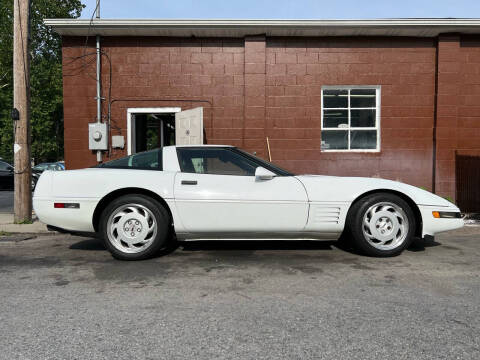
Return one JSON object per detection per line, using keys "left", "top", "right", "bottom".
{"left": 173, "top": 147, "right": 309, "bottom": 236}
{"left": 0, "top": 161, "right": 14, "bottom": 190}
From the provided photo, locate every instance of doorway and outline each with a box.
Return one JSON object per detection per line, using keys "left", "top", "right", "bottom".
{"left": 127, "top": 107, "right": 181, "bottom": 154}
{"left": 127, "top": 107, "right": 204, "bottom": 155}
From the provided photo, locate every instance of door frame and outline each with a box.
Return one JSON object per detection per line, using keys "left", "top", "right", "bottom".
{"left": 127, "top": 107, "right": 181, "bottom": 155}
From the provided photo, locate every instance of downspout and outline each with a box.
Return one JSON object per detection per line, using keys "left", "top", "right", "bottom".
{"left": 95, "top": 1, "right": 102, "bottom": 162}
{"left": 432, "top": 36, "right": 439, "bottom": 193}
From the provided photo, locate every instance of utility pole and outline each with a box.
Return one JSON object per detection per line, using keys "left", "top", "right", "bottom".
{"left": 95, "top": 0, "right": 102, "bottom": 163}
{"left": 13, "top": 0, "right": 32, "bottom": 223}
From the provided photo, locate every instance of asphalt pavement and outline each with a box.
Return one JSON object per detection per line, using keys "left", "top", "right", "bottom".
{"left": 0, "top": 191, "right": 13, "bottom": 213}
{"left": 0, "top": 227, "right": 479, "bottom": 359}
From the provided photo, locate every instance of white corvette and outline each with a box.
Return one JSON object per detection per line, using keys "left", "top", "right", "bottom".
{"left": 33, "top": 145, "right": 463, "bottom": 260}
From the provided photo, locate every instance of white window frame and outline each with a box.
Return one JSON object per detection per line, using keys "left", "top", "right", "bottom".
{"left": 321, "top": 85, "right": 381, "bottom": 152}
{"left": 127, "top": 107, "right": 181, "bottom": 155}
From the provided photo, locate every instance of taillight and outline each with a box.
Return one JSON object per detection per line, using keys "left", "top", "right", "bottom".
{"left": 54, "top": 203, "right": 79, "bottom": 209}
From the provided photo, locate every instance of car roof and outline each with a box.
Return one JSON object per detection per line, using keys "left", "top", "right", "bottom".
{"left": 165, "top": 145, "right": 234, "bottom": 149}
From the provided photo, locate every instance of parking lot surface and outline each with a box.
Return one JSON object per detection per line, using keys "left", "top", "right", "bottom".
{"left": 0, "top": 227, "right": 479, "bottom": 359}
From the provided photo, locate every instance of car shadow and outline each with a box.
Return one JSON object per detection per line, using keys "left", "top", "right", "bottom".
{"left": 179, "top": 240, "right": 338, "bottom": 252}
{"left": 69, "top": 238, "right": 105, "bottom": 251}
{"left": 68, "top": 237, "right": 355, "bottom": 255}
{"left": 407, "top": 236, "right": 442, "bottom": 252}
{"left": 68, "top": 237, "right": 436, "bottom": 257}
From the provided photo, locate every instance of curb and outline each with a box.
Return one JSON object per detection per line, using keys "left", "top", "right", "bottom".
{"left": 0, "top": 214, "right": 52, "bottom": 234}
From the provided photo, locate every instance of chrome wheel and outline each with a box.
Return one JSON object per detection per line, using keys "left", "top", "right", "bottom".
{"left": 362, "top": 201, "right": 409, "bottom": 251}
{"left": 106, "top": 203, "right": 157, "bottom": 254}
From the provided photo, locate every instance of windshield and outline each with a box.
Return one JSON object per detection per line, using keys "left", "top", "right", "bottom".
{"left": 232, "top": 148, "right": 294, "bottom": 176}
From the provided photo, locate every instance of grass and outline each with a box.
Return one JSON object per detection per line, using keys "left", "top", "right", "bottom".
{"left": 14, "top": 219, "right": 33, "bottom": 225}
{"left": 0, "top": 230, "right": 12, "bottom": 237}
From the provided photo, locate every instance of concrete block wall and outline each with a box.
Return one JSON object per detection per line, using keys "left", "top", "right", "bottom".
{"left": 61, "top": 34, "right": 480, "bottom": 201}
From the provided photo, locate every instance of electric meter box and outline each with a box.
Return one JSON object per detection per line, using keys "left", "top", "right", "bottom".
{"left": 88, "top": 123, "right": 108, "bottom": 150}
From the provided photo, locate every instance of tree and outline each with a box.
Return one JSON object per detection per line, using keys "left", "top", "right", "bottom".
{"left": 0, "top": 0, "right": 84, "bottom": 164}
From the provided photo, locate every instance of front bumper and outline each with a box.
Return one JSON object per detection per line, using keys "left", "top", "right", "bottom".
{"left": 419, "top": 205, "right": 464, "bottom": 236}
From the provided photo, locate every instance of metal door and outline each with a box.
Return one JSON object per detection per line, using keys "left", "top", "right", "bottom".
{"left": 456, "top": 154, "right": 480, "bottom": 212}
{"left": 175, "top": 107, "right": 203, "bottom": 145}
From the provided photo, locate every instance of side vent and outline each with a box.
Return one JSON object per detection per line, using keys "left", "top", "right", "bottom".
{"left": 312, "top": 206, "right": 341, "bottom": 224}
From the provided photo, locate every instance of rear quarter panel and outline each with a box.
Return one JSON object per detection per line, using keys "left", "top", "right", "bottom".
{"left": 33, "top": 169, "right": 176, "bottom": 232}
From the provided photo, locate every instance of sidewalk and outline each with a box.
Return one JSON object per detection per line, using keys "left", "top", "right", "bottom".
{"left": 0, "top": 213, "right": 50, "bottom": 234}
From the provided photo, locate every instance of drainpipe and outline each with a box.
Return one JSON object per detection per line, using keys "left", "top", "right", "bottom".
{"left": 95, "top": 1, "right": 102, "bottom": 162}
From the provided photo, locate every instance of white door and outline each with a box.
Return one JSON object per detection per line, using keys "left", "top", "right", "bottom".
{"left": 175, "top": 107, "right": 203, "bottom": 145}
{"left": 173, "top": 147, "right": 309, "bottom": 236}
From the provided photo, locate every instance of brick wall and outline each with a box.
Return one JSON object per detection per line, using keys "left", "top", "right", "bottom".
{"left": 62, "top": 36, "right": 245, "bottom": 169}
{"left": 265, "top": 37, "right": 436, "bottom": 189}
{"left": 61, "top": 34, "right": 480, "bottom": 200}
{"left": 435, "top": 35, "right": 480, "bottom": 199}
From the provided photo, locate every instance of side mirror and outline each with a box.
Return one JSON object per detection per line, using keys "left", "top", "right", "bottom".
{"left": 255, "top": 166, "right": 276, "bottom": 181}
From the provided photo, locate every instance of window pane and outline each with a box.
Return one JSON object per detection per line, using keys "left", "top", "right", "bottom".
{"left": 350, "top": 130, "right": 377, "bottom": 150}
{"left": 323, "top": 89, "right": 348, "bottom": 108}
{"left": 351, "top": 109, "right": 376, "bottom": 127}
{"left": 99, "top": 149, "right": 161, "bottom": 170}
{"left": 177, "top": 148, "right": 258, "bottom": 176}
{"left": 0, "top": 161, "right": 11, "bottom": 170}
{"left": 321, "top": 131, "right": 348, "bottom": 150}
{"left": 350, "top": 89, "right": 376, "bottom": 108}
{"left": 323, "top": 110, "right": 348, "bottom": 128}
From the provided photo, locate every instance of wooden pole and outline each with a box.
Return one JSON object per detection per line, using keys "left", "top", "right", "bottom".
{"left": 13, "top": 0, "right": 32, "bottom": 223}
{"left": 266, "top": 137, "right": 272, "bottom": 162}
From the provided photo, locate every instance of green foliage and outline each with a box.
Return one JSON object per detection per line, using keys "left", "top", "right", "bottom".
{"left": 14, "top": 219, "right": 33, "bottom": 225}
{"left": 0, "top": 0, "right": 84, "bottom": 164}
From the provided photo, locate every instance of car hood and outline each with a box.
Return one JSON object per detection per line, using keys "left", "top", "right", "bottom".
{"left": 295, "top": 175, "right": 456, "bottom": 208}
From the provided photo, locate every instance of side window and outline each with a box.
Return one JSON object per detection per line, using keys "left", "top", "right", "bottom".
{"left": 0, "top": 161, "right": 11, "bottom": 171}
{"left": 177, "top": 148, "right": 259, "bottom": 176}
{"left": 98, "top": 149, "right": 162, "bottom": 170}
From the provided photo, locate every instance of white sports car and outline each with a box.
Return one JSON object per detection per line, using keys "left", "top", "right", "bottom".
{"left": 33, "top": 145, "right": 463, "bottom": 260}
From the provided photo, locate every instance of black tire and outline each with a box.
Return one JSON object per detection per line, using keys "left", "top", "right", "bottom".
{"left": 345, "top": 193, "right": 416, "bottom": 257}
{"left": 99, "top": 194, "right": 171, "bottom": 260}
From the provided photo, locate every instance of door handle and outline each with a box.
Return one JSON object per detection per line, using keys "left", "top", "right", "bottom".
{"left": 181, "top": 180, "right": 197, "bottom": 185}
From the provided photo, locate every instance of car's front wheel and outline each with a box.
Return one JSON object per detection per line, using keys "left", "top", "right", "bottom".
{"left": 99, "top": 194, "right": 170, "bottom": 260}
{"left": 346, "top": 193, "right": 416, "bottom": 257}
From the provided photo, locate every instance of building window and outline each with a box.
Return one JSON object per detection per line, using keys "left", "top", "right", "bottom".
{"left": 321, "top": 86, "right": 380, "bottom": 151}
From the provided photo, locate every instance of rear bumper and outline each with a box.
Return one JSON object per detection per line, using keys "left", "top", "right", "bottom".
{"left": 33, "top": 197, "right": 98, "bottom": 232}
{"left": 419, "top": 205, "right": 464, "bottom": 236}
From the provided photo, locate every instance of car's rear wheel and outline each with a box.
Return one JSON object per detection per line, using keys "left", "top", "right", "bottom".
{"left": 346, "top": 193, "right": 416, "bottom": 257}
{"left": 99, "top": 194, "right": 170, "bottom": 260}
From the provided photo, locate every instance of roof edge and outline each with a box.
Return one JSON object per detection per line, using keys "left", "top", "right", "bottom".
{"left": 44, "top": 18, "right": 480, "bottom": 37}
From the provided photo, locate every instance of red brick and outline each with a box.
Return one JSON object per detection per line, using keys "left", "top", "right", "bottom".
{"left": 233, "top": 53, "right": 244, "bottom": 64}
{"left": 244, "top": 74, "right": 265, "bottom": 86}
{"left": 213, "top": 53, "right": 234, "bottom": 64}
{"left": 297, "top": 53, "right": 318, "bottom": 64}
{"left": 203, "top": 64, "right": 225, "bottom": 75}
{"left": 287, "top": 64, "right": 306, "bottom": 76}
{"left": 245, "top": 51, "right": 265, "bottom": 63}
{"left": 191, "top": 52, "right": 212, "bottom": 64}
{"left": 245, "top": 63, "right": 265, "bottom": 74}
{"left": 181, "top": 63, "right": 202, "bottom": 74}
{"left": 160, "top": 64, "right": 182, "bottom": 74}
{"left": 276, "top": 52, "right": 297, "bottom": 64}
{"left": 191, "top": 75, "right": 212, "bottom": 86}
{"left": 225, "top": 64, "right": 244, "bottom": 75}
